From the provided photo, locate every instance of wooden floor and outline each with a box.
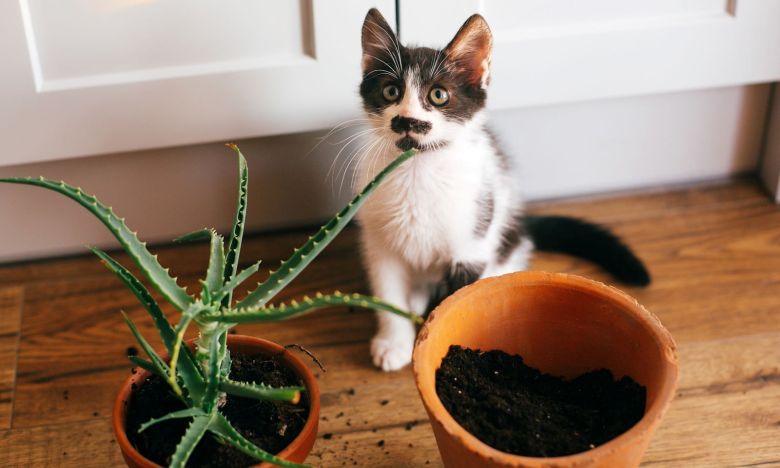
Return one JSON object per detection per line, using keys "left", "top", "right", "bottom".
{"left": 1, "top": 178, "right": 779, "bottom": 467}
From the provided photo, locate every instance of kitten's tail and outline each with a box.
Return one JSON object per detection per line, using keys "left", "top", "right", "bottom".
{"left": 523, "top": 215, "right": 651, "bottom": 286}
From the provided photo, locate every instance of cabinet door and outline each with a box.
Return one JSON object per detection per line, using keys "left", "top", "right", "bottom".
{"left": 399, "top": 0, "right": 780, "bottom": 109}
{"left": 0, "top": 0, "right": 394, "bottom": 166}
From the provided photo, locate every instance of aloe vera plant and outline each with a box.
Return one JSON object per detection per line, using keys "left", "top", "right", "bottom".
{"left": 0, "top": 145, "right": 419, "bottom": 468}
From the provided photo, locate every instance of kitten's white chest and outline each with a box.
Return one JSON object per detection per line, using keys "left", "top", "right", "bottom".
{"left": 359, "top": 144, "right": 484, "bottom": 270}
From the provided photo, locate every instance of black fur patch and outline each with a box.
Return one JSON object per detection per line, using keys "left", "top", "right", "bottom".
{"left": 524, "top": 216, "right": 651, "bottom": 286}
{"left": 496, "top": 212, "right": 526, "bottom": 263}
{"left": 391, "top": 116, "right": 432, "bottom": 134}
{"left": 426, "top": 262, "right": 486, "bottom": 316}
{"left": 396, "top": 136, "right": 417, "bottom": 151}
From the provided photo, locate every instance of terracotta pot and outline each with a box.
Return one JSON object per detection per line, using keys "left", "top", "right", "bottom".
{"left": 413, "top": 271, "right": 678, "bottom": 468}
{"left": 113, "top": 335, "right": 320, "bottom": 468}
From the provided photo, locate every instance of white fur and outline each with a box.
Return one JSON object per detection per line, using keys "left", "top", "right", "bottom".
{"left": 356, "top": 74, "right": 531, "bottom": 371}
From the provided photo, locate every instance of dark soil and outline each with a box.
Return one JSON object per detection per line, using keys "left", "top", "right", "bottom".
{"left": 126, "top": 352, "right": 309, "bottom": 467}
{"left": 436, "top": 345, "right": 646, "bottom": 457}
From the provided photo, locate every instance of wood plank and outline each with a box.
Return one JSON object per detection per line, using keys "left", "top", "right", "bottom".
{"left": 2, "top": 179, "right": 780, "bottom": 467}
{"left": 643, "top": 333, "right": 780, "bottom": 466}
{"left": 0, "top": 287, "right": 23, "bottom": 430}
{"left": 0, "top": 417, "right": 124, "bottom": 467}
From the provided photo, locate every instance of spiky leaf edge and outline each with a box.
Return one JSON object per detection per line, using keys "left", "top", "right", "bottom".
{"left": 121, "top": 312, "right": 174, "bottom": 393}
{"left": 209, "top": 413, "right": 308, "bottom": 468}
{"left": 222, "top": 144, "right": 248, "bottom": 308}
{"left": 0, "top": 177, "right": 192, "bottom": 310}
{"left": 219, "top": 379, "right": 302, "bottom": 403}
{"left": 175, "top": 228, "right": 225, "bottom": 302}
{"left": 90, "top": 247, "right": 206, "bottom": 404}
{"left": 237, "top": 149, "right": 415, "bottom": 309}
{"left": 138, "top": 408, "right": 206, "bottom": 433}
{"left": 206, "top": 292, "right": 422, "bottom": 325}
{"left": 169, "top": 414, "right": 214, "bottom": 468}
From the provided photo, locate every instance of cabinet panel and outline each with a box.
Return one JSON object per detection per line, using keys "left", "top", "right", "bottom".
{"left": 1, "top": 0, "right": 394, "bottom": 167}
{"left": 23, "top": 0, "right": 311, "bottom": 90}
{"left": 400, "top": 0, "right": 780, "bottom": 109}
{"left": 485, "top": 0, "right": 728, "bottom": 31}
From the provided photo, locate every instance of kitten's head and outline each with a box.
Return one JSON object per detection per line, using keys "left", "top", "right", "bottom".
{"left": 359, "top": 9, "right": 492, "bottom": 152}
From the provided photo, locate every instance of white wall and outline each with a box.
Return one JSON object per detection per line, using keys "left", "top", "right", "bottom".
{"left": 0, "top": 84, "right": 770, "bottom": 263}
{"left": 499, "top": 84, "right": 769, "bottom": 199}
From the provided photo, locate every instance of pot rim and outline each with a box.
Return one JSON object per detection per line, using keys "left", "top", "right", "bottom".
{"left": 412, "top": 271, "right": 679, "bottom": 466}
{"left": 112, "top": 334, "right": 320, "bottom": 468}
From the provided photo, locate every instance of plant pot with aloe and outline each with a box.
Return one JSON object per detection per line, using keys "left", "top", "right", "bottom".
{"left": 0, "top": 146, "right": 420, "bottom": 468}
{"left": 413, "top": 271, "right": 679, "bottom": 468}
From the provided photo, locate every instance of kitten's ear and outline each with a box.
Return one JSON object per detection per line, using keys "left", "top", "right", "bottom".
{"left": 444, "top": 14, "right": 493, "bottom": 88}
{"left": 361, "top": 8, "right": 399, "bottom": 73}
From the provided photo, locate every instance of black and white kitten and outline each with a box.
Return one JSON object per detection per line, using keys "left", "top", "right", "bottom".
{"left": 355, "top": 9, "right": 649, "bottom": 371}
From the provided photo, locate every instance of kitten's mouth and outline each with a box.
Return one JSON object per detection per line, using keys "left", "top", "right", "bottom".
{"left": 396, "top": 136, "right": 420, "bottom": 151}
{"left": 395, "top": 136, "right": 445, "bottom": 152}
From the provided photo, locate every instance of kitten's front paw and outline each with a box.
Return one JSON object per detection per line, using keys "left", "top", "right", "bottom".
{"left": 371, "top": 334, "right": 413, "bottom": 371}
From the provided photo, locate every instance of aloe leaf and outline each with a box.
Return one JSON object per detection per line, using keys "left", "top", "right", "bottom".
{"left": 174, "top": 228, "right": 225, "bottom": 303}
{"left": 138, "top": 408, "right": 206, "bottom": 433}
{"left": 206, "top": 230, "right": 226, "bottom": 300}
{"left": 238, "top": 149, "right": 415, "bottom": 309}
{"left": 222, "top": 144, "right": 248, "bottom": 307}
{"left": 219, "top": 379, "right": 303, "bottom": 403}
{"left": 173, "top": 229, "right": 213, "bottom": 243}
{"left": 214, "top": 260, "right": 261, "bottom": 302}
{"left": 219, "top": 335, "right": 231, "bottom": 379}
{"left": 209, "top": 413, "right": 308, "bottom": 468}
{"left": 202, "top": 329, "right": 224, "bottom": 413}
{"left": 91, "top": 247, "right": 206, "bottom": 402}
{"left": 128, "top": 356, "right": 157, "bottom": 375}
{"left": 0, "top": 177, "right": 192, "bottom": 311}
{"left": 167, "top": 310, "right": 198, "bottom": 400}
{"left": 91, "top": 247, "right": 177, "bottom": 350}
{"left": 121, "top": 312, "right": 170, "bottom": 381}
{"left": 206, "top": 292, "right": 422, "bottom": 325}
{"left": 170, "top": 414, "right": 214, "bottom": 468}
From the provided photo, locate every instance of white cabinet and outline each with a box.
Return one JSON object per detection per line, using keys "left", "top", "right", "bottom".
{"left": 0, "top": 0, "right": 395, "bottom": 167}
{"left": 3, "top": 1, "right": 778, "bottom": 168}
{"left": 400, "top": 0, "right": 780, "bottom": 108}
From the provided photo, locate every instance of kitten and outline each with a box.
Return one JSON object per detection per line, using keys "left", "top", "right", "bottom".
{"left": 355, "top": 9, "right": 649, "bottom": 371}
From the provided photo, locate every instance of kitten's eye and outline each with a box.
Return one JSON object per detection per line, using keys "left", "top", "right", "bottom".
{"left": 429, "top": 87, "right": 449, "bottom": 106}
{"left": 382, "top": 84, "right": 401, "bottom": 102}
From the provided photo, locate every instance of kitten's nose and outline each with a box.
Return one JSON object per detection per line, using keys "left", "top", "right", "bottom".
{"left": 391, "top": 115, "right": 432, "bottom": 135}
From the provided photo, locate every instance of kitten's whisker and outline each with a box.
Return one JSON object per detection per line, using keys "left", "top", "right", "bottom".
{"left": 369, "top": 141, "right": 388, "bottom": 185}
{"left": 357, "top": 139, "right": 380, "bottom": 192}
{"left": 326, "top": 128, "right": 378, "bottom": 193}
{"left": 365, "top": 69, "right": 397, "bottom": 80}
{"left": 369, "top": 25, "right": 403, "bottom": 77}
{"left": 341, "top": 136, "right": 379, "bottom": 195}
{"left": 330, "top": 128, "right": 380, "bottom": 194}
{"left": 432, "top": 49, "right": 448, "bottom": 80}
{"left": 429, "top": 49, "right": 441, "bottom": 80}
{"left": 327, "top": 127, "right": 376, "bottom": 146}
{"left": 305, "top": 118, "right": 371, "bottom": 162}
{"left": 341, "top": 137, "right": 373, "bottom": 185}
{"left": 366, "top": 139, "right": 390, "bottom": 186}
{"left": 370, "top": 138, "right": 389, "bottom": 178}
{"left": 363, "top": 51, "right": 400, "bottom": 80}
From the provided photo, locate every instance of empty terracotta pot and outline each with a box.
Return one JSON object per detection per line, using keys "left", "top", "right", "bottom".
{"left": 413, "top": 271, "right": 678, "bottom": 468}
{"left": 113, "top": 335, "right": 320, "bottom": 468}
